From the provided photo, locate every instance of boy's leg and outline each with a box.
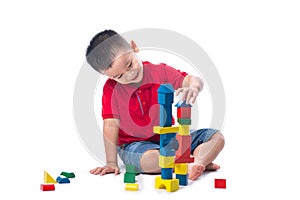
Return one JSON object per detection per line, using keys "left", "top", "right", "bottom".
{"left": 118, "top": 141, "right": 160, "bottom": 173}
{"left": 140, "top": 149, "right": 160, "bottom": 173}
{"left": 189, "top": 129, "right": 225, "bottom": 180}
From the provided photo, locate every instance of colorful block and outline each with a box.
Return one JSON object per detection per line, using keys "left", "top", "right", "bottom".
{"left": 155, "top": 176, "right": 179, "bottom": 192}
{"left": 124, "top": 173, "right": 136, "bottom": 183}
{"left": 161, "top": 168, "right": 173, "bottom": 179}
{"left": 160, "top": 104, "right": 172, "bottom": 127}
{"left": 159, "top": 155, "right": 175, "bottom": 168}
{"left": 214, "top": 179, "right": 226, "bottom": 189}
{"left": 153, "top": 126, "right": 179, "bottom": 134}
{"left": 40, "top": 184, "right": 55, "bottom": 191}
{"left": 175, "top": 156, "right": 194, "bottom": 164}
{"left": 177, "top": 107, "right": 191, "bottom": 118}
{"left": 60, "top": 172, "right": 75, "bottom": 178}
{"left": 56, "top": 176, "right": 70, "bottom": 184}
{"left": 177, "top": 118, "right": 192, "bottom": 125}
{"left": 126, "top": 165, "right": 138, "bottom": 174}
{"left": 160, "top": 147, "right": 176, "bottom": 156}
{"left": 178, "top": 125, "right": 190, "bottom": 135}
{"left": 158, "top": 93, "right": 174, "bottom": 105}
{"left": 125, "top": 183, "right": 139, "bottom": 191}
{"left": 176, "top": 135, "right": 191, "bottom": 157}
{"left": 175, "top": 100, "right": 192, "bottom": 108}
{"left": 174, "top": 163, "right": 188, "bottom": 174}
{"left": 176, "top": 174, "right": 188, "bottom": 186}
{"left": 44, "top": 171, "right": 57, "bottom": 184}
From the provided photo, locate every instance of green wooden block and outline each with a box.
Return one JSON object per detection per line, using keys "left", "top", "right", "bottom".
{"left": 177, "top": 118, "right": 191, "bottom": 125}
{"left": 126, "top": 165, "right": 138, "bottom": 173}
{"left": 60, "top": 172, "right": 75, "bottom": 178}
{"left": 124, "top": 172, "right": 136, "bottom": 183}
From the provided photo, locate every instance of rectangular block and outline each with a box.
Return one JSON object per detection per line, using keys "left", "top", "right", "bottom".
{"left": 160, "top": 147, "right": 176, "bottom": 156}
{"left": 160, "top": 104, "right": 172, "bottom": 127}
{"left": 125, "top": 183, "right": 139, "bottom": 191}
{"left": 124, "top": 173, "right": 136, "bottom": 183}
{"left": 176, "top": 135, "right": 191, "bottom": 157}
{"left": 177, "top": 118, "right": 191, "bottom": 125}
{"left": 176, "top": 174, "right": 188, "bottom": 186}
{"left": 40, "top": 184, "right": 55, "bottom": 191}
{"left": 158, "top": 93, "right": 174, "bottom": 105}
{"left": 153, "top": 126, "right": 179, "bottom": 134}
{"left": 175, "top": 156, "right": 194, "bottom": 164}
{"left": 159, "top": 155, "right": 175, "bottom": 168}
{"left": 178, "top": 125, "right": 190, "bottom": 135}
{"left": 161, "top": 168, "right": 173, "bottom": 179}
{"left": 177, "top": 107, "right": 191, "bottom": 118}
{"left": 174, "top": 163, "right": 188, "bottom": 175}
{"left": 214, "top": 179, "right": 226, "bottom": 189}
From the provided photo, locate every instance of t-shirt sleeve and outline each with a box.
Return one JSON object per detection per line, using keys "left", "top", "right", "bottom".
{"left": 161, "top": 63, "right": 188, "bottom": 90}
{"left": 102, "top": 80, "right": 120, "bottom": 119}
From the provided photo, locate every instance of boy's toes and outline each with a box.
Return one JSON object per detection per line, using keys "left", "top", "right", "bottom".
{"left": 205, "top": 163, "right": 220, "bottom": 171}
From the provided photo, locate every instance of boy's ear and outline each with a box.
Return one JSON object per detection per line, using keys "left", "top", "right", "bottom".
{"left": 130, "top": 40, "right": 139, "bottom": 53}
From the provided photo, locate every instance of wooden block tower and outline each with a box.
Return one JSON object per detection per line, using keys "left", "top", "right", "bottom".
{"left": 153, "top": 84, "right": 179, "bottom": 192}
{"left": 174, "top": 101, "right": 194, "bottom": 185}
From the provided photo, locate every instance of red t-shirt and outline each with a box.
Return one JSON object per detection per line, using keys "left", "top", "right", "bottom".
{"left": 102, "top": 61, "right": 187, "bottom": 145}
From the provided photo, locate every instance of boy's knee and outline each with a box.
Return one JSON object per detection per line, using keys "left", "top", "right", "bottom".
{"left": 212, "top": 131, "right": 225, "bottom": 148}
{"left": 140, "top": 149, "right": 160, "bottom": 173}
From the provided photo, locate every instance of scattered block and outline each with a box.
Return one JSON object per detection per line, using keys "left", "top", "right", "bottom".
{"left": 60, "top": 172, "right": 75, "bottom": 178}
{"left": 124, "top": 173, "right": 136, "bottom": 183}
{"left": 44, "top": 171, "right": 57, "bottom": 184}
{"left": 40, "top": 184, "right": 55, "bottom": 191}
{"left": 125, "top": 183, "right": 139, "bottom": 191}
{"left": 56, "top": 176, "right": 70, "bottom": 184}
{"left": 214, "top": 179, "right": 226, "bottom": 189}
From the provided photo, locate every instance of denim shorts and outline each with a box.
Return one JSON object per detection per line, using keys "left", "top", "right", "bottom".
{"left": 117, "top": 128, "right": 218, "bottom": 173}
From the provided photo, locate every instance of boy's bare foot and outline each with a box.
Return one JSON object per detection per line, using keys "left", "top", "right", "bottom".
{"left": 188, "top": 163, "right": 220, "bottom": 180}
{"left": 205, "top": 163, "right": 220, "bottom": 171}
{"left": 188, "top": 164, "right": 205, "bottom": 180}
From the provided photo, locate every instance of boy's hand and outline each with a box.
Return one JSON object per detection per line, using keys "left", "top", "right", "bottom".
{"left": 89, "top": 163, "right": 120, "bottom": 176}
{"left": 176, "top": 87, "right": 199, "bottom": 104}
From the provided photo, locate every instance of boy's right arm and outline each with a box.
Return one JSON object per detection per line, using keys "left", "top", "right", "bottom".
{"left": 90, "top": 118, "right": 120, "bottom": 176}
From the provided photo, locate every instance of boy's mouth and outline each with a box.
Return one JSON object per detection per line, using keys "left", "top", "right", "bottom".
{"left": 130, "top": 71, "right": 139, "bottom": 81}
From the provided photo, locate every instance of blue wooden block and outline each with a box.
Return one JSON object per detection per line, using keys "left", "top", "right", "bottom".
{"left": 175, "top": 100, "right": 192, "bottom": 108}
{"left": 161, "top": 168, "right": 173, "bottom": 179}
{"left": 158, "top": 93, "right": 174, "bottom": 105}
{"left": 56, "top": 176, "right": 70, "bottom": 184}
{"left": 160, "top": 147, "right": 176, "bottom": 156}
{"left": 159, "top": 104, "right": 172, "bottom": 127}
{"left": 157, "top": 84, "right": 174, "bottom": 93}
{"left": 176, "top": 174, "right": 188, "bottom": 186}
{"left": 160, "top": 133, "right": 176, "bottom": 147}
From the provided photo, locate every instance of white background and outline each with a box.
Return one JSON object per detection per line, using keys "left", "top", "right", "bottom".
{"left": 1, "top": 0, "right": 300, "bottom": 199}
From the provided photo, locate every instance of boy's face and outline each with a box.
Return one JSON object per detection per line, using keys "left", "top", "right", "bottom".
{"left": 103, "top": 49, "right": 143, "bottom": 84}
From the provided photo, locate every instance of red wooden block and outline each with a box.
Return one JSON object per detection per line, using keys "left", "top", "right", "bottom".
{"left": 175, "top": 156, "right": 194, "bottom": 163}
{"left": 40, "top": 184, "right": 55, "bottom": 191}
{"left": 175, "top": 135, "right": 191, "bottom": 157}
{"left": 177, "top": 107, "right": 191, "bottom": 119}
{"left": 214, "top": 179, "right": 226, "bottom": 189}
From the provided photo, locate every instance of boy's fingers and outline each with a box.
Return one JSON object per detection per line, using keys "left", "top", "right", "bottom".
{"left": 175, "top": 88, "right": 183, "bottom": 96}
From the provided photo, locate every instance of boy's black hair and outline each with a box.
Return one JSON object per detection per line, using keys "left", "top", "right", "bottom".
{"left": 86, "top": 29, "right": 131, "bottom": 72}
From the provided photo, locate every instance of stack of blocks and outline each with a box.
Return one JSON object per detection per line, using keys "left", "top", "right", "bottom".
{"left": 124, "top": 164, "right": 139, "bottom": 191}
{"left": 174, "top": 100, "right": 194, "bottom": 185}
{"left": 153, "top": 84, "right": 194, "bottom": 192}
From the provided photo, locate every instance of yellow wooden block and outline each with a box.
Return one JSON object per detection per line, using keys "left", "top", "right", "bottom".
{"left": 44, "top": 171, "right": 57, "bottom": 184}
{"left": 174, "top": 163, "right": 188, "bottom": 174}
{"left": 125, "top": 183, "right": 139, "bottom": 191}
{"left": 159, "top": 155, "right": 175, "bottom": 168}
{"left": 178, "top": 125, "right": 190, "bottom": 135}
{"left": 153, "top": 126, "right": 179, "bottom": 134}
{"left": 155, "top": 176, "right": 179, "bottom": 192}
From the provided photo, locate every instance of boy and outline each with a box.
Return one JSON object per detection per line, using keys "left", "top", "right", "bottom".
{"left": 86, "top": 30, "right": 225, "bottom": 180}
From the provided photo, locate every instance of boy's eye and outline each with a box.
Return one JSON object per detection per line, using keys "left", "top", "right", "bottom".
{"left": 127, "top": 62, "right": 132, "bottom": 69}
{"left": 117, "top": 74, "right": 123, "bottom": 79}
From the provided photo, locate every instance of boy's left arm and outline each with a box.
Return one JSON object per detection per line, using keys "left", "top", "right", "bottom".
{"left": 176, "top": 75, "right": 204, "bottom": 104}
